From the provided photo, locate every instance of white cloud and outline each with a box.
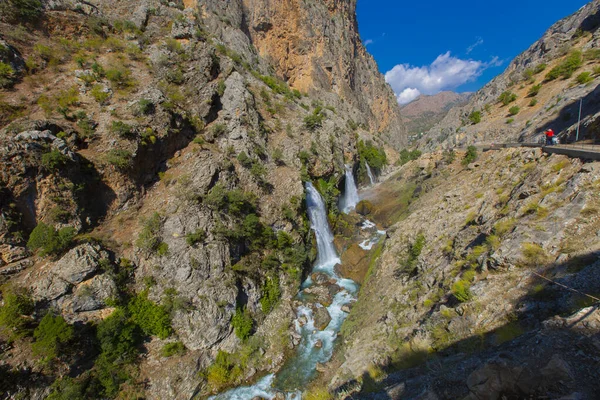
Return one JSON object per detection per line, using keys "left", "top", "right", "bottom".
{"left": 397, "top": 88, "right": 421, "bottom": 104}
{"left": 466, "top": 37, "right": 483, "bottom": 54}
{"left": 385, "top": 52, "right": 502, "bottom": 105}
{"left": 364, "top": 39, "right": 374, "bottom": 46}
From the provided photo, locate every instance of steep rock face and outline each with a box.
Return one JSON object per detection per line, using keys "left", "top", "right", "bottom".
{"left": 329, "top": 149, "right": 600, "bottom": 398}
{"left": 423, "top": 0, "right": 600, "bottom": 150}
{"left": 201, "top": 0, "right": 407, "bottom": 148}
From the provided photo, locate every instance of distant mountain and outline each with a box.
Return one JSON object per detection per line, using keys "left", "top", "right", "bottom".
{"left": 400, "top": 91, "right": 471, "bottom": 136}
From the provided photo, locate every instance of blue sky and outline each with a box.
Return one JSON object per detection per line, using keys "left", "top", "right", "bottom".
{"left": 356, "top": 0, "right": 590, "bottom": 104}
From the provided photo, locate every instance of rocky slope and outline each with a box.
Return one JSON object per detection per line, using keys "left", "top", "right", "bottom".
{"left": 0, "top": 0, "right": 404, "bottom": 399}
{"left": 327, "top": 147, "right": 600, "bottom": 399}
{"left": 422, "top": 0, "right": 600, "bottom": 150}
{"left": 400, "top": 91, "right": 470, "bottom": 137}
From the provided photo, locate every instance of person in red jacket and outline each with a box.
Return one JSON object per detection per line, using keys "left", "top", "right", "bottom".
{"left": 545, "top": 129, "right": 554, "bottom": 145}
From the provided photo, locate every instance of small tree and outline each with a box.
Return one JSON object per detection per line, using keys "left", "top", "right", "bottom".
{"left": 468, "top": 111, "right": 481, "bottom": 125}
{"left": 509, "top": 106, "right": 520, "bottom": 116}
{"left": 32, "top": 313, "right": 74, "bottom": 363}
{"left": 498, "top": 91, "right": 517, "bottom": 106}
{"left": 462, "top": 146, "right": 478, "bottom": 166}
{"left": 41, "top": 150, "right": 69, "bottom": 171}
{"left": 231, "top": 306, "right": 253, "bottom": 340}
{"left": 27, "top": 223, "right": 76, "bottom": 257}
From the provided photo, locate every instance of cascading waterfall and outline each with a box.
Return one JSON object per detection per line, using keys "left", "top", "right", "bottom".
{"left": 209, "top": 182, "right": 359, "bottom": 399}
{"left": 365, "top": 162, "right": 376, "bottom": 186}
{"left": 341, "top": 164, "right": 359, "bottom": 213}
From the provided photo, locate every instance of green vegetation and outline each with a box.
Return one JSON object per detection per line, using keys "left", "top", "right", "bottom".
{"left": 231, "top": 307, "right": 253, "bottom": 340}
{"left": 41, "top": 150, "right": 69, "bottom": 171}
{"left": 529, "top": 98, "right": 538, "bottom": 107}
{"left": 105, "top": 149, "right": 132, "bottom": 169}
{"left": 206, "top": 350, "right": 244, "bottom": 391}
{"left": 27, "top": 222, "right": 76, "bottom": 257}
{"left": 0, "top": 289, "right": 34, "bottom": 340}
{"left": 0, "top": 62, "right": 16, "bottom": 88}
{"left": 136, "top": 212, "right": 164, "bottom": 253}
{"left": 528, "top": 84, "right": 542, "bottom": 97}
{"left": 0, "top": 0, "right": 43, "bottom": 23}
{"left": 506, "top": 118, "right": 514, "bottom": 124}
{"left": 576, "top": 71, "right": 594, "bottom": 84}
{"left": 32, "top": 313, "right": 74, "bottom": 364}
{"left": 205, "top": 184, "right": 258, "bottom": 217}
{"left": 110, "top": 121, "right": 134, "bottom": 138}
{"left": 493, "top": 218, "right": 517, "bottom": 237}
{"left": 498, "top": 91, "right": 517, "bottom": 106}
{"left": 397, "top": 148, "right": 422, "bottom": 166}
{"left": 545, "top": 50, "right": 583, "bottom": 81}
{"left": 468, "top": 110, "right": 481, "bottom": 124}
{"left": 521, "top": 242, "right": 549, "bottom": 266}
{"left": 254, "top": 73, "right": 301, "bottom": 100}
{"left": 138, "top": 99, "right": 154, "bottom": 115}
{"left": 406, "top": 233, "right": 425, "bottom": 272}
{"left": 443, "top": 149, "right": 456, "bottom": 164}
{"left": 128, "top": 291, "right": 172, "bottom": 339}
{"left": 211, "top": 123, "right": 227, "bottom": 137}
{"left": 358, "top": 140, "right": 388, "bottom": 170}
{"left": 462, "top": 145, "right": 477, "bottom": 165}
{"left": 314, "top": 176, "right": 341, "bottom": 214}
{"left": 161, "top": 341, "right": 186, "bottom": 357}
{"left": 260, "top": 275, "right": 281, "bottom": 314}
{"left": 90, "top": 84, "right": 110, "bottom": 104}
{"left": 185, "top": 229, "right": 206, "bottom": 246}
{"left": 452, "top": 279, "right": 472, "bottom": 302}
{"left": 304, "top": 107, "right": 326, "bottom": 131}
{"left": 509, "top": 105, "right": 520, "bottom": 116}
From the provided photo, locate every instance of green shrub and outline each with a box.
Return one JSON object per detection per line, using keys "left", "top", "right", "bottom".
{"left": 304, "top": 107, "right": 325, "bottom": 131}
{"left": 204, "top": 184, "right": 257, "bottom": 217}
{"left": 206, "top": 350, "right": 243, "bottom": 390}
{"left": 0, "top": 289, "right": 34, "bottom": 339}
{"left": 468, "top": 110, "right": 481, "bottom": 124}
{"left": 528, "top": 84, "right": 541, "bottom": 97}
{"left": 534, "top": 64, "right": 547, "bottom": 74}
{"left": 110, "top": 121, "right": 134, "bottom": 138}
{"left": 452, "top": 280, "right": 472, "bottom": 302}
{"left": 136, "top": 212, "right": 162, "bottom": 252}
{"left": 443, "top": 149, "right": 456, "bottom": 164}
{"left": 576, "top": 71, "right": 593, "bottom": 84}
{"left": 397, "top": 148, "right": 421, "bottom": 166}
{"left": 529, "top": 98, "right": 538, "bottom": 107}
{"left": 105, "top": 66, "right": 135, "bottom": 89}
{"left": 231, "top": 307, "right": 253, "bottom": 340}
{"left": 521, "top": 242, "right": 549, "bottom": 266}
{"left": 128, "top": 291, "right": 172, "bottom": 339}
{"left": 27, "top": 222, "right": 76, "bottom": 257}
{"left": 506, "top": 118, "right": 514, "bottom": 124}
{"left": 237, "top": 151, "right": 253, "bottom": 168}
{"left": 161, "top": 341, "right": 186, "bottom": 357}
{"left": 156, "top": 242, "right": 169, "bottom": 256}
{"left": 0, "top": 62, "right": 16, "bottom": 88}
{"left": 0, "top": 0, "right": 43, "bottom": 23}
{"left": 138, "top": 99, "right": 154, "bottom": 115}
{"left": 509, "top": 106, "right": 520, "bottom": 116}
{"left": 41, "top": 150, "right": 69, "bottom": 171}
{"left": 32, "top": 313, "right": 74, "bottom": 363}
{"left": 260, "top": 276, "right": 281, "bottom": 314}
{"left": 546, "top": 51, "right": 583, "bottom": 81}
{"left": 211, "top": 123, "right": 227, "bottom": 137}
{"left": 216, "top": 80, "right": 226, "bottom": 96}
{"left": 185, "top": 229, "right": 206, "bottom": 246}
{"left": 105, "top": 149, "right": 132, "bottom": 169}
{"left": 358, "top": 140, "right": 388, "bottom": 170}
{"left": 90, "top": 84, "right": 110, "bottom": 104}
{"left": 498, "top": 91, "right": 517, "bottom": 105}
{"left": 46, "top": 376, "right": 87, "bottom": 400}
{"left": 406, "top": 233, "right": 425, "bottom": 271}
{"left": 462, "top": 145, "right": 477, "bottom": 165}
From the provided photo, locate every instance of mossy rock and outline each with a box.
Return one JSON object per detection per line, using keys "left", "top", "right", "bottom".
{"left": 356, "top": 200, "right": 374, "bottom": 216}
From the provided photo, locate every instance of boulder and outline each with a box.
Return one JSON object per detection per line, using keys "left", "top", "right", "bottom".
{"left": 313, "top": 305, "right": 331, "bottom": 330}
{"left": 339, "top": 243, "right": 370, "bottom": 284}
{"left": 50, "top": 243, "right": 107, "bottom": 285}
{"left": 356, "top": 200, "right": 374, "bottom": 216}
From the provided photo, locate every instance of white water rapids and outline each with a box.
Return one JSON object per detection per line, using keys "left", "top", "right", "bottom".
{"left": 210, "top": 182, "right": 369, "bottom": 399}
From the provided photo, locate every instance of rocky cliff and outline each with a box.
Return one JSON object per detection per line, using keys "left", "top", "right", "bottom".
{"left": 326, "top": 147, "right": 600, "bottom": 399}
{"left": 0, "top": 0, "right": 404, "bottom": 398}
{"left": 422, "top": 0, "right": 600, "bottom": 150}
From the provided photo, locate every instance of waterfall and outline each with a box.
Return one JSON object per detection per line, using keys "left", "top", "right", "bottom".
{"left": 341, "top": 165, "right": 359, "bottom": 213}
{"left": 306, "top": 182, "right": 339, "bottom": 266}
{"left": 210, "top": 184, "right": 359, "bottom": 399}
{"left": 365, "top": 162, "right": 376, "bottom": 186}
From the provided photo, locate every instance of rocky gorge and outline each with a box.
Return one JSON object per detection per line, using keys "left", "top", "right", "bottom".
{"left": 0, "top": 0, "right": 600, "bottom": 400}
